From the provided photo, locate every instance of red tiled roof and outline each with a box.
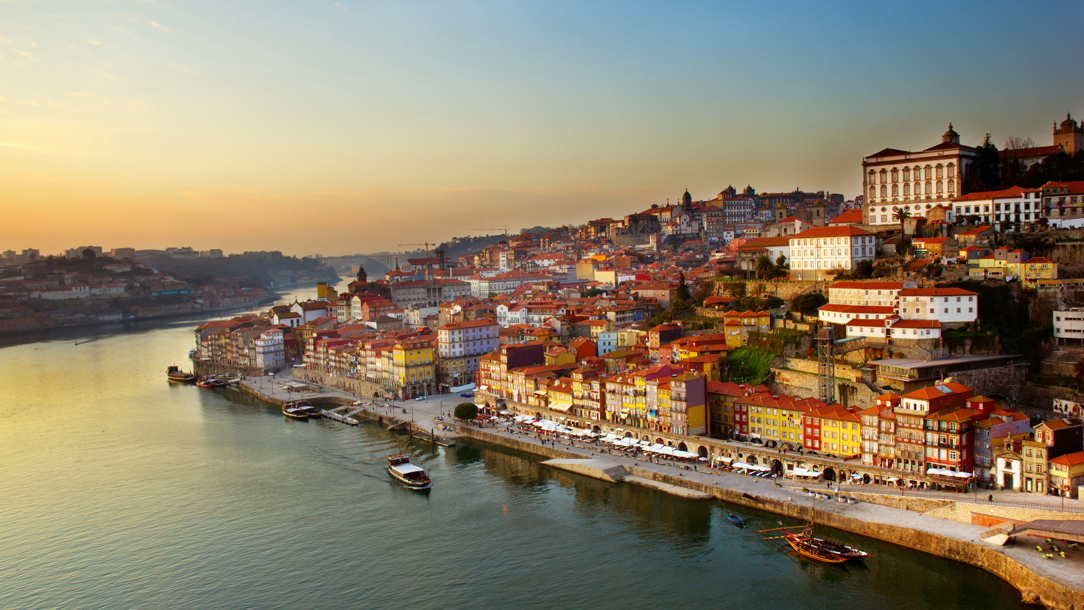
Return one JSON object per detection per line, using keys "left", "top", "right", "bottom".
{"left": 898, "top": 287, "right": 976, "bottom": 297}
{"left": 829, "top": 281, "right": 904, "bottom": 290}
{"left": 792, "top": 225, "right": 873, "bottom": 239}
{"left": 828, "top": 209, "right": 865, "bottom": 224}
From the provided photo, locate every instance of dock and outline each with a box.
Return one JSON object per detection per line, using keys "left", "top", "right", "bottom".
{"left": 319, "top": 408, "right": 359, "bottom": 425}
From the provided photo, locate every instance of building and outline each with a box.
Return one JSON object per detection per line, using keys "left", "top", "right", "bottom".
{"left": 1041, "top": 181, "right": 1084, "bottom": 228}
{"left": 952, "top": 186, "right": 1042, "bottom": 231}
{"left": 895, "top": 287, "right": 977, "bottom": 325}
{"left": 893, "top": 382, "right": 974, "bottom": 474}
{"left": 1054, "top": 308, "right": 1084, "bottom": 345}
{"left": 390, "top": 338, "right": 436, "bottom": 399}
{"left": 788, "top": 226, "right": 877, "bottom": 280}
{"left": 862, "top": 125, "right": 975, "bottom": 227}
{"left": 1048, "top": 451, "right": 1084, "bottom": 499}
{"left": 437, "top": 319, "right": 499, "bottom": 388}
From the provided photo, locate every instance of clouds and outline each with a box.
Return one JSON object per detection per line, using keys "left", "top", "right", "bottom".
{"left": 147, "top": 20, "right": 172, "bottom": 33}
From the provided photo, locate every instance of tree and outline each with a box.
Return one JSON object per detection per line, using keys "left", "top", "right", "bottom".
{"left": 81, "top": 248, "right": 96, "bottom": 260}
{"left": 754, "top": 255, "right": 774, "bottom": 280}
{"left": 855, "top": 259, "right": 874, "bottom": 278}
{"left": 726, "top": 282, "right": 746, "bottom": 297}
{"left": 963, "top": 133, "right": 1000, "bottom": 193}
{"left": 893, "top": 207, "right": 912, "bottom": 236}
{"left": 775, "top": 255, "right": 787, "bottom": 269}
{"left": 792, "top": 291, "right": 827, "bottom": 316}
{"left": 583, "top": 288, "right": 606, "bottom": 297}
{"left": 454, "top": 403, "right": 478, "bottom": 420}
{"left": 675, "top": 272, "right": 691, "bottom": 302}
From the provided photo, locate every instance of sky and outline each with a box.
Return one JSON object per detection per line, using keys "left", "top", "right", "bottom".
{"left": 2, "top": 1, "right": 1083, "bottom": 257}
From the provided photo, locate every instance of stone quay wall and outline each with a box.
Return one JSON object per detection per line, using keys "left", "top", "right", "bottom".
{"left": 452, "top": 425, "right": 1083, "bottom": 609}
{"left": 925, "top": 501, "right": 1084, "bottom": 525}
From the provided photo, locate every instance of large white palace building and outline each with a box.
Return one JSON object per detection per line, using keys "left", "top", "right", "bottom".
{"left": 862, "top": 125, "right": 976, "bottom": 227}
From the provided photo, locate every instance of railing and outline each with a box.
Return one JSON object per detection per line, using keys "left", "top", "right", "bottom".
{"left": 844, "top": 486, "right": 1084, "bottom": 515}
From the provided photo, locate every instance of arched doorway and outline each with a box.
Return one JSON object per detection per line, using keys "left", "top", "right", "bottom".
{"left": 642, "top": 435, "right": 650, "bottom": 441}
{"left": 862, "top": 474, "right": 871, "bottom": 484}
{"left": 624, "top": 432, "right": 633, "bottom": 438}
{"left": 771, "top": 459, "right": 784, "bottom": 476}
{"left": 748, "top": 455, "right": 759, "bottom": 465}
{"left": 697, "top": 446, "right": 708, "bottom": 459}
{"left": 677, "top": 442, "right": 688, "bottom": 452}
{"left": 373, "top": 391, "right": 379, "bottom": 398}
{"left": 592, "top": 425, "right": 601, "bottom": 434}
{"left": 655, "top": 438, "right": 665, "bottom": 445}
{"left": 534, "top": 411, "right": 542, "bottom": 420}
{"left": 822, "top": 467, "right": 837, "bottom": 482}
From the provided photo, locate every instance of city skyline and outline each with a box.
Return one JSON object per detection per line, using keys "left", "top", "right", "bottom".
{"left": 2, "top": 0, "right": 1082, "bottom": 256}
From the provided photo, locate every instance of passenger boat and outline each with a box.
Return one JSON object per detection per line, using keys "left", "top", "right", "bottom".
{"left": 282, "top": 403, "right": 310, "bottom": 420}
{"left": 166, "top": 365, "right": 196, "bottom": 384}
{"left": 727, "top": 513, "right": 744, "bottom": 526}
{"left": 387, "top": 454, "right": 432, "bottom": 490}
{"left": 294, "top": 401, "right": 322, "bottom": 418}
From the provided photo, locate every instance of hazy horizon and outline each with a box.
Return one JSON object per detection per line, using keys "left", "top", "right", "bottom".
{"left": 3, "top": 1, "right": 1083, "bottom": 256}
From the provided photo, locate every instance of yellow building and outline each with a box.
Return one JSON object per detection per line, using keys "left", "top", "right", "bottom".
{"left": 392, "top": 338, "right": 436, "bottom": 399}
{"left": 809, "top": 404, "right": 862, "bottom": 458}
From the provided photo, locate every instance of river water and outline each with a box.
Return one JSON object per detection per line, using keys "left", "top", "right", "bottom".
{"left": 0, "top": 287, "right": 1029, "bottom": 609}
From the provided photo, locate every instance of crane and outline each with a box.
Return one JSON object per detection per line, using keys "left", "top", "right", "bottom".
{"left": 399, "top": 242, "right": 435, "bottom": 259}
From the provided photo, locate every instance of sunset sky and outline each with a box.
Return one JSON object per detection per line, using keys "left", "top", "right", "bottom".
{"left": 2, "top": 1, "right": 1082, "bottom": 256}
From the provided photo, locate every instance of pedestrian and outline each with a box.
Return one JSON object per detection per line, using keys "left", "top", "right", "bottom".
{"left": 988, "top": 494, "right": 993, "bottom": 503}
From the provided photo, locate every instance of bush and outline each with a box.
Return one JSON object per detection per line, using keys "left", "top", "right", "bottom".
{"left": 454, "top": 403, "right": 478, "bottom": 420}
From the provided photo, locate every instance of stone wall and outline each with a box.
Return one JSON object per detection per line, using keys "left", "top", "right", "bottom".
{"left": 294, "top": 369, "right": 383, "bottom": 398}
{"left": 924, "top": 501, "right": 1084, "bottom": 525}
{"left": 714, "top": 279, "right": 826, "bottom": 301}
{"left": 949, "top": 363, "right": 1028, "bottom": 401}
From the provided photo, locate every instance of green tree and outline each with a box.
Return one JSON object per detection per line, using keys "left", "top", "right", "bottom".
{"left": 792, "top": 291, "right": 827, "bottom": 316}
{"left": 754, "top": 255, "right": 774, "bottom": 279}
{"left": 775, "top": 255, "right": 787, "bottom": 269}
{"left": 893, "top": 206, "right": 912, "bottom": 236}
{"left": 855, "top": 259, "right": 874, "bottom": 278}
{"left": 454, "top": 403, "right": 478, "bottom": 420}
{"left": 675, "top": 272, "right": 691, "bottom": 302}
{"left": 962, "top": 133, "right": 1000, "bottom": 193}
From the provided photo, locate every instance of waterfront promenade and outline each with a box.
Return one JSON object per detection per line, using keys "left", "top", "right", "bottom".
{"left": 239, "top": 369, "right": 1084, "bottom": 607}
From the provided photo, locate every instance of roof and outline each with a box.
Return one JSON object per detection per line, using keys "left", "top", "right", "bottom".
{"left": 792, "top": 225, "right": 873, "bottom": 239}
{"left": 1049, "top": 451, "right": 1084, "bottom": 467}
{"left": 818, "top": 304, "right": 895, "bottom": 314}
{"left": 957, "top": 225, "right": 994, "bottom": 236}
{"left": 829, "top": 281, "right": 904, "bottom": 290}
{"left": 913, "top": 237, "right": 949, "bottom": 244}
{"left": 902, "top": 382, "right": 973, "bottom": 401}
{"left": 952, "top": 185, "right": 1040, "bottom": 202}
{"left": 999, "top": 145, "right": 1063, "bottom": 160}
{"left": 890, "top": 319, "right": 941, "bottom": 329}
{"left": 828, "top": 209, "right": 865, "bottom": 225}
{"left": 898, "top": 287, "right": 977, "bottom": 297}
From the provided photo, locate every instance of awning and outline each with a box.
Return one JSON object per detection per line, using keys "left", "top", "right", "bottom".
{"left": 716, "top": 457, "right": 734, "bottom": 465}
{"left": 549, "top": 401, "right": 574, "bottom": 413}
{"left": 791, "top": 467, "right": 821, "bottom": 478}
{"left": 926, "top": 467, "right": 973, "bottom": 479}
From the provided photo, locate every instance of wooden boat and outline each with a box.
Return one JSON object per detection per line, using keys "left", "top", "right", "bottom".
{"left": 727, "top": 513, "right": 744, "bottom": 526}
{"left": 783, "top": 530, "right": 869, "bottom": 560}
{"left": 786, "top": 533, "right": 849, "bottom": 564}
{"left": 166, "top": 365, "right": 196, "bottom": 384}
{"left": 196, "top": 376, "right": 228, "bottom": 389}
{"left": 387, "top": 455, "right": 432, "bottom": 490}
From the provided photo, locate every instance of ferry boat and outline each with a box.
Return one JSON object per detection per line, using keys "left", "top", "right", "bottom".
{"left": 166, "top": 365, "right": 196, "bottom": 384}
{"left": 387, "top": 455, "right": 432, "bottom": 490}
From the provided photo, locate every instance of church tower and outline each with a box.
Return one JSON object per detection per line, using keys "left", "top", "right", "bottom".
{"left": 942, "top": 123, "right": 960, "bottom": 145}
{"left": 1054, "top": 114, "right": 1083, "bottom": 154}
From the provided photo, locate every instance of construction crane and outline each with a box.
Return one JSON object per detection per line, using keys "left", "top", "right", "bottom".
{"left": 399, "top": 242, "right": 435, "bottom": 259}
{"left": 817, "top": 325, "right": 867, "bottom": 404}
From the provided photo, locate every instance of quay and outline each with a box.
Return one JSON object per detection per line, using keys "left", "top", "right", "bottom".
{"left": 231, "top": 369, "right": 1083, "bottom": 608}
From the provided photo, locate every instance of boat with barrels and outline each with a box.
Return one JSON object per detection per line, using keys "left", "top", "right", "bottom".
{"left": 387, "top": 454, "right": 432, "bottom": 491}
{"left": 282, "top": 400, "right": 320, "bottom": 420}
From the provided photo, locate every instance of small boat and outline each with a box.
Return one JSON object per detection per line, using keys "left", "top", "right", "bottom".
{"left": 727, "top": 513, "right": 744, "bottom": 526}
{"left": 761, "top": 496, "right": 868, "bottom": 565}
{"left": 196, "top": 376, "right": 228, "bottom": 389}
{"left": 387, "top": 454, "right": 432, "bottom": 490}
{"left": 166, "top": 365, "right": 196, "bottom": 384}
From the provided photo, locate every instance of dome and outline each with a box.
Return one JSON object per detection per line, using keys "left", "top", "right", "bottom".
{"left": 1060, "top": 113, "right": 1077, "bottom": 130}
{"left": 682, "top": 189, "right": 692, "bottom": 206}
{"left": 942, "top": 123, "right": 960, "bottom": 144}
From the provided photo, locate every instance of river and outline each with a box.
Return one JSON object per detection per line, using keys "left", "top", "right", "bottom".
{"left": 0, "top": 286, "right": 1029, "bottom": 609}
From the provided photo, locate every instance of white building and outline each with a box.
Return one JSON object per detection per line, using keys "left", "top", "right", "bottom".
{"left": 1054, "top": 308, "right": 1084, "bottom": 345}
{"left": 437, "top": 319, "right": 499, "bottom": 359}
{"left": 952, "top": 186, "right": 1042, "bottom": 230}
{"left": 254, "top": 329, "right": 286, "bottom": 370}
{"left": 896, "top": 288, "right": 977, "bottom": 324}
{"left": 826, "top": 281, "right": 905, "bottom": 307}
{"left": 862, "top": 125, "right": 976, "bottom": 227}
{"left": 788, "top": 226, "right": 877, "bottom": 280}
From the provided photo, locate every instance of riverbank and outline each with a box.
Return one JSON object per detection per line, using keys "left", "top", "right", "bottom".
{"left": 234, "top": 371, "right": 1084, "bottom": 609}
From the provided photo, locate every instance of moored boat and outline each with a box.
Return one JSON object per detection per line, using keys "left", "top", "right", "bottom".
{"left": 387, "top": 454, "right": 432, "bottom": 490}
{"left": 166, "top": 365, "right": 197, "bottom": 384}
{"left": 785, "top": 533, "right": 850, "bottom": 564}
{"left": 783, "top": 530, "right": 868, "bottom": 560}
{"left": 282, "top": 403, "right": 310, "bottom": 420}
{"left": 196, "top": 376, "right": 228, "bottom": 389}
{"left": 727, "top": 513, "right": 744, "bottom": 526}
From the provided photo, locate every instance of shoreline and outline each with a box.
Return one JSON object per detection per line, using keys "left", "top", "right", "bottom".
{"left": 230, "top": 374, "right": 1084, "bottom": 609}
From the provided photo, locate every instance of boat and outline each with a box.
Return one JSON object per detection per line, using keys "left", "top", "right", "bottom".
{"left": 761, "top": 496, "right": 867, "bottom": 564}
{"left": 387, "top": 454, "right": 432, "bottom": 490}
{"left": 282, "top": 403, "right": 310, "bottom": 420}
{"left": 196, "top": 376, "right": 228, "bottom": 389}
{"left": 294, "top": 401, "right": 322, "bottom": 418}
{"left": 166, "top": 365, "right": 196, "bottom": 384}
{"left": 727, "top": 513, "right": 744, "bottom": 526}
{"left": 785, "top": 533, "right": 850, "bottom": 564}
{"left": 782, "top": 530, "right": 869, "bottom": 560}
